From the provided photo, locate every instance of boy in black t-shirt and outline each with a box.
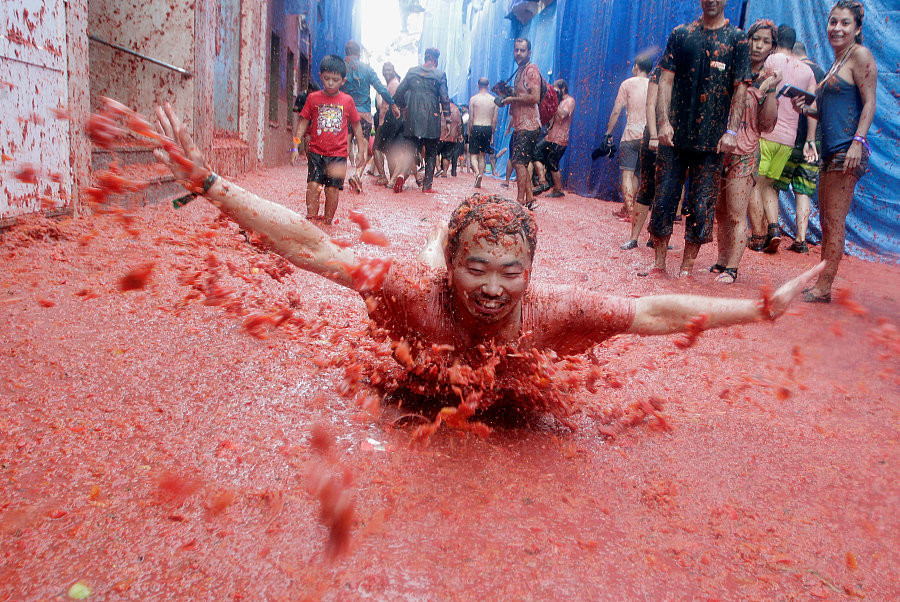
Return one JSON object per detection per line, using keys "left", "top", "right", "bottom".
{"left": 644, "top": 0, "right": 751, "bottom": 278}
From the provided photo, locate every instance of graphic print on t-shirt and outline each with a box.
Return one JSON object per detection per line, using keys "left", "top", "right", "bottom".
{"left": 316, "top": 104, "right": 345, "bottom": 136}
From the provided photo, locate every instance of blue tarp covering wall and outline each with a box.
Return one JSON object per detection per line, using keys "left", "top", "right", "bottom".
{"left": 309, "top": 0, "right": 360, "bottom": 89}
{"left": 746, "top": 0, "right": 898, "bottom": 263}
{"left": 419, "top": 0, "right": 741, "bottom": 185}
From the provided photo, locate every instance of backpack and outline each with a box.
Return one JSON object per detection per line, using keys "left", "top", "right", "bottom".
{"left": 537, "top": 75, "right": 558, "bottom": 127}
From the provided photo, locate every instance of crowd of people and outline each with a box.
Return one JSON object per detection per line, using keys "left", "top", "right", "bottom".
{"left": 292, "top": 37, "right": 576, "bottom": 214}
{"left": 286, "top": 0, "right": 873, "bottom": 304}
{"left": 605, "top": 0, "right": 875, "bottom": 304}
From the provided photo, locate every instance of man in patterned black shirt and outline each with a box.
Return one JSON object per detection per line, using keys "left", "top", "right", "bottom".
{"left": 644, "top": 0, "right": 751, "bottom": 278}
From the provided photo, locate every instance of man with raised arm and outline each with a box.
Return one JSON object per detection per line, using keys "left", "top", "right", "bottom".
{"left": 154, "top": 103, "right": 822, "bottom": 374}
{"left": 648, "top": 0, "right": 751, "bottom": 278}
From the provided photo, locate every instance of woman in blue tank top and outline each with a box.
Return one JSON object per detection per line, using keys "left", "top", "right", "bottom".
{"left": 790, "top": 1, "right": 877, "bottom": 303}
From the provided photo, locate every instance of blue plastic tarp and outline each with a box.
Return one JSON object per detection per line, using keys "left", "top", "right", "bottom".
{"left": 746, "top": 0, "right": 898, "bottom": 263}
{"left": 310, "top": 0, "right": 361, "bottom": 88}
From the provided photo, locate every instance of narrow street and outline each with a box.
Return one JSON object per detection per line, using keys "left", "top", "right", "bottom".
{"left": 1, "top": 163, "right": 897, "bottom": 599}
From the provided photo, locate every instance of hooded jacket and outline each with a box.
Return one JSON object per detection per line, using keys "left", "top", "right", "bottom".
{"left": 393, "top": 64, "right": 451, "bottom": 139}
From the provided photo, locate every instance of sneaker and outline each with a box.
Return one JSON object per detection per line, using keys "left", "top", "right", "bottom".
{"left": 474, "top": 174, "right": 483, "bottom": 188}
{"left": 787, "top": 240, "right": 809, "bottom": 254}
{"left": 546, "top": 190, "right": 564, "bottom": 198}
{"left": 392, "top": 175, "right": 405, "bottom": 193}
{"left": 764, "top": 232, "right": 781, "bottom": 253}
{"left": 422, "top": 188, "right": 437, "bottom": 194}
{"left": 533, "top": 184, "right": 551, "bottom": 196}
{"left": 620, "top": 239, "right": 638, "bottom": 250}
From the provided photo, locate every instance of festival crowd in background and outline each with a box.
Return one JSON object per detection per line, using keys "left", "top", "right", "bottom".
{"left": 290, "top": 0, "right": 875, "bottom": 304}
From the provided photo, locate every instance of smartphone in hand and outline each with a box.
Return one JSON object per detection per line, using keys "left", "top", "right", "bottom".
{"left": 777, "top": 84, "right": 816, "bottom": 105}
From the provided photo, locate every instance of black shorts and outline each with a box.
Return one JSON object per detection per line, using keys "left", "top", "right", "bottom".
{"left": 307, "top": 152, "right": 347, "bottom": 190}
{"left": 374, "top": 112, "right": 402, "bottom": 153}
{"left": 535, "top": 140, "right": 567, "bottom": 173}
{"left": 635, "top": 131, "right": 657, "bottom": 207}
{"left": 438, "top": 140, "right": 459, "bottom": 159}
{"left": 511, "top": 129, "right": 539, "bottom": 165}
{"left": 469, "top": 125, "right": 493, "bottom": 154}
{"left": 649, "top": 146, "right": 723, "bottom": 244}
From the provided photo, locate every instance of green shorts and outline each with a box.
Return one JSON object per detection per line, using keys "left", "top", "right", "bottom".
{"left": 758, "top": 138, "right": 793, "bottom": 180}
{"left": 774, "top": 145, "right": 820, "bottom": 196}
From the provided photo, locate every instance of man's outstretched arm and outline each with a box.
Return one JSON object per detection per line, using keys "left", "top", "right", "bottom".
{"left": 627, "top": 263, "right": 825, "bottom": 335}
{"left": 154, "top": 103, "right": 362, "bottom": 289}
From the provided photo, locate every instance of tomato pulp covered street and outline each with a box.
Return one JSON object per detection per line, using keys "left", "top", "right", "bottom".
{"left": 1, "top": 165, "right": 898, "bottom": 599}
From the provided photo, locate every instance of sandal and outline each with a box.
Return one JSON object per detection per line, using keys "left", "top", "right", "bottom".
{"left": 715, "top": 267, "right": 738, "bottom": 284}
{"left": 748, "top": 235, "right": 766, "bottom": 252}
{"left": 709, "top": 263, "right": 727, "bottom": 274}
{"left": 787, "top": 240, "right": 809, "bottom": 254}
{"left": 802, "top": 289, "right": 831, "bottom": 303}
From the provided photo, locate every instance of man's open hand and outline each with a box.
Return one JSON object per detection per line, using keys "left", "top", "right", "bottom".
{"left": 153, "top": 103, "right": 210, "bottom": 192}
{"left": 769, "top": 261, "right": 826, "bottom": 319}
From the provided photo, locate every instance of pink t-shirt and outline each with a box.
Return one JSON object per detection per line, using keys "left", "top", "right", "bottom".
{"left": 734, "top": 86, "right": 770, "bottom": 156}
{"left": 614, "top": 76, "right": 650, "bottom": 142}
{"left": 510, "top": 63, "right": 541, "bottom": 132}
{"left": 546, "top": 95, "right": 575, "bottom": 146}
{"left": 762, "top": 53, "right": 815, "bottom": 147}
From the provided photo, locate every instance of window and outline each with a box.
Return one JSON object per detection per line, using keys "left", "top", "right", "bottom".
{"left": 268, "top": 33, "right": 281, "bottom": 123}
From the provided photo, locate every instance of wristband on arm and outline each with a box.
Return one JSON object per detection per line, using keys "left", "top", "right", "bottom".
{"left": 725, "top": 129, "right": 738, "bottom": 137}
{"left": 172, "top": 172, "right": 219, "bottom": 209}
{"left": 852, "top": 135, "right": 870, "bottom": 153}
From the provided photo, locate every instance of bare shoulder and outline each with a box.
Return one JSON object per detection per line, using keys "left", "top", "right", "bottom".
{"left": 851, "top": 45, "right": 877, "bottom": 69}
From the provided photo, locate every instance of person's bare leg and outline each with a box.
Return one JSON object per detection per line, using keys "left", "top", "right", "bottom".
{"left": 505, "top": 159, "right": 514, "bottom": 187}
{"left": 374, "top": 150, "right": 388, "bottom": 183}
{"left": 680, "top": 241, "right": 701, "bottom": 276}
{"left": 550, "top": 170, "right": 562, "bottom": 193}
{"left": 306, "top": 182, "right": 321, "bottom": 219}
{"left": 322, "top": 186, "right": 340, "bottom": 225}
{"left": 761, "top": 176, "right": 780, "bottom": 225}
{"left": 725, "top": 175, "right": 754, "bottom": 269}
{"left": 795, "top": 192, "right": 811, "bottom": 244}
{"left": 653, "top": 234, "right": 670, "bottom": 270}
{"left": 810, "top": 171, "right": 855, "bottom": 297}
{"left": 748, "top": 179, "right": 767, "bottom": 238}
{"left": 514, "top": 162, "right": 532, "bottom": 205}
{"left": 714, "top": 181, "right": 730, "bottom": 267}
{"left": 628, "top": 203, "right": 649, "bottom": 243}
{"left": 622, "top": 170, "right": 637, "bottom": 216}
{"left": 533, "top": 161, "right": 547, "bottom": 187}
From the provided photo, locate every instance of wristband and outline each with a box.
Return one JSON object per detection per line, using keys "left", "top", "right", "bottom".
{"left": 725, "top": 129, "right": 738, "bottom": 137}
{"left": 202, "top": 172, "right": 219, "bottom": 193}
{"left": 852, "top": 135, "right": 870, "bottom": 153}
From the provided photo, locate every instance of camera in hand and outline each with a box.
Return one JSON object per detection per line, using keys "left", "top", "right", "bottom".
{"left": 492, "top": 81, "right": 514, "bottom": 106}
